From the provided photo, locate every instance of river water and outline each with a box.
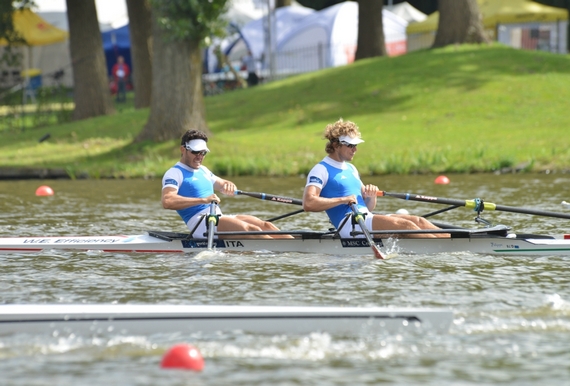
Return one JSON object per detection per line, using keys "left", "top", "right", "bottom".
{"left": 0, "top": 174, "right": 569, "bottom": 385}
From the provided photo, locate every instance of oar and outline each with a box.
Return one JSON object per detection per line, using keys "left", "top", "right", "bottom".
{"left": 378, "top": 191, "right": 570, "bottom": 220}
{"left": 235, "top": 190, "right": 302, "bottom": 206}
{"left": 206, "top": 201, "right": 218, "bottom": 249}
{"left": 350, "top": 203, "right": 384, "bottom": 260}
{"left": 266, "top": 208, "right": 305, "bottom": 222}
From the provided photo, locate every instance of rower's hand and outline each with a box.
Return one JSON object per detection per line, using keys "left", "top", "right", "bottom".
{"left": 206, "top": 193, "right": 221, "bottom": 204}
{"left": 220, "top": 182, "right": 237, "bottom": 196}
{"left": 362, "top": 184, "right": 379, "bottom": 198}
{"left": 345, "top": 195, "right": 358, "bottom": 205}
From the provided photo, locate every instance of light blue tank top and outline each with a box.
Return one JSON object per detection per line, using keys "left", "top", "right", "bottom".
{"left": 319, "top": 161, "right": 366, "bottom": 228}
{"left": 172, "top": 165, "right": 214, "bottom": 224}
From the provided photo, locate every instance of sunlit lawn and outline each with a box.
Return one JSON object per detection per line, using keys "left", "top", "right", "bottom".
{"left": 1, "top": 44, "right": 569, "bottom": 178}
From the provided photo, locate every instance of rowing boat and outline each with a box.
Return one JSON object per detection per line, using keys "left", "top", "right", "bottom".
{"left": 0, "top": 304, "right": 453, "bottom": 336}
{"left": 0, "top": 225, "right": 569, "bottom": 256}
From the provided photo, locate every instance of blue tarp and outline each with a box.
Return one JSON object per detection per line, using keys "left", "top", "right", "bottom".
{"left": 101, "top": 24, "right": 132, "bottom": 77}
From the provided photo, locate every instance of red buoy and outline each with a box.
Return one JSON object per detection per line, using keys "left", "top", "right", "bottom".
{"left": 160, "top": 344, "right": 204, "bottom": 371}
{"left": 434, "top": 175, "right": 450, "bottom": 185}
{"left": 35, "top": 185, "right": 54, "bottom": 196}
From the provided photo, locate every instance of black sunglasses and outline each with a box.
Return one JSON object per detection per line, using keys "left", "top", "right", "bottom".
{"left": 340, "top": 141, "right": 357, "bottom": 149}
{"left": 189, "top": 149, "right": 208, "bottom": 156}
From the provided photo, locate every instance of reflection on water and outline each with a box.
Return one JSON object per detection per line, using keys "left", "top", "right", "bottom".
{"left": 1, "top": 174, "right": 570, "bottom": 385}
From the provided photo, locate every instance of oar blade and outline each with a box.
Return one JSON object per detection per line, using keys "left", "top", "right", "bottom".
{"left": 370, "top": 243, "right": 385, "bottom": 260}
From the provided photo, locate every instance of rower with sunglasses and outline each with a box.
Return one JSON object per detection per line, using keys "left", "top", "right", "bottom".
{"left": 303, "top": 119, "right": 444, "bottom": 238}
{"left": 162, "top": 129, "right": 292, "bottom": 239}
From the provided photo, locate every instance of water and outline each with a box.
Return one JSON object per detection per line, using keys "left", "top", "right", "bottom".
{"left": 1, "top": 174, "right": 569, "bottom": 385}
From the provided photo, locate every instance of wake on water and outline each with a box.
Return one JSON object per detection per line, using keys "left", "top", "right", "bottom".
{"left": 194, "top": 250, "right": 226, "bottom": 259}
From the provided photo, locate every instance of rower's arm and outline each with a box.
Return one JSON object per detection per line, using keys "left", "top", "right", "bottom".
{"left": 213, "top": 177, "right": 237, "bottom": 195}
{"left": 161, "top": 187, "right": 217, "bottom": 210}
{"left": 303, "top": 185, "right": 355, "bottom": 212}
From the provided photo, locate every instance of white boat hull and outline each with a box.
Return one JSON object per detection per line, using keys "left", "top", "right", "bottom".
{"left": 0, "top": 228, "right": 569, "bottom": 256}
{"left": 0, "top": 304, "right": 453, "bottom": 336}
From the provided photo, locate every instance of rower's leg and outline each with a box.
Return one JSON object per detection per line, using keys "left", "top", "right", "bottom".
{"left": 392, "top": 214, "right": 449, "bottom": 238}
{"left": 217, "top": 216, "right": 271, "bottom": 239}
{"left": 371, "top": 214, "right": 437, "bottom": 238}
{"left": 235, "top": 215, "right": 294, "bottom": 239}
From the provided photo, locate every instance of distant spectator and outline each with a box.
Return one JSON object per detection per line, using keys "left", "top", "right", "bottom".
{"left": 242, "top": 50, "right": 258, "bottom": 87}
{"left": 111, "top": 56, "right": 130, "bottom": 102}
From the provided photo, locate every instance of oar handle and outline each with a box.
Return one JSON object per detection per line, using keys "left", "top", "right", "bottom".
{"left": 378, "top": 191, "right": 570, "bottom": 220}
{"left": 235, "top": 190, "right": 303, "bottom": 206}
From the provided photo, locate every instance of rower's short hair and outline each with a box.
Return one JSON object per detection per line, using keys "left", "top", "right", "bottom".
{"left": 181, "top": 130, "right": 208, "bottom": 146}
{"left": 323, "top": 119, "right": 360, "bottom": 154}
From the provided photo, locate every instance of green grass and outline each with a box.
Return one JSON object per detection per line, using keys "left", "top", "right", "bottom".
{"left": 1, "top": 43, "right": 569, "bottom": 178}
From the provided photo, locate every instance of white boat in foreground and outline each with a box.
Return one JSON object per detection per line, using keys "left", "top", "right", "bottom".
{"left": 0, "top": 225, "right": 569, "bottom": 256}
{"left": 0, "top": 304, "right": 453, "bottom": 336}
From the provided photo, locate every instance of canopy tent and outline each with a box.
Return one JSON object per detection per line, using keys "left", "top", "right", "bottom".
{"left": 0, "top": 8, "right": 68, "bottom": 46}
{"left": 222, "top": 0, "right": 265, "bottom": 27}
{"left": 0, "top": 9, "right": 69, "bottom": 93}
{"left": 407, "top": 0, "right": 567, "bottom": 34}
{"left": 275, "top": 1, "right": 408, "bottom": 74}
{"left": 101, "top": 24, "right": 132, "bottom": 77}
{"left": 35, "top": 11, "right": 72, "bottom": 87}
{"left": 205, "top": 4, "right": 314, "bottom": 73}
{"left": 386, "top": 1, "right": 427, "bottom": 24}
{"left": 210, "top": 2, "right": 408, "bottom": 76}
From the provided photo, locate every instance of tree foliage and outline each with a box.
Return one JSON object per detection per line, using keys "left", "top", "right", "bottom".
{"left": 150, "top": 0, "right": 228, "bottom": 43}
{"left": 137, "top": 0, "right": 230, "bottom": 142}
{"left": 296, "top": 0, "right": 438, "bottom": 13}
{"left": 531, "top": 0, "right": 570, "bottom": 7}
{"left": 0, "top": 0, "right": 35, "bottom": 66}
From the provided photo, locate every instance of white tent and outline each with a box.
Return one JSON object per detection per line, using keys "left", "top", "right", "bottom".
{"left": 34, "top": 12, "right": 73, "bottom": 87}
{"left": 223, "top": 0, "right": 266, "bottom": 27}
{"left": 385, "top": 2, "right": 427, "bottom": 24}
{"left": 205, "top": 4, "right": 314, "bottom": 74}
{"left": 211, "top": 2, "right": 408, "bottom": 76}
{"left": 275, "top": 2, "right": 408, "bottom": 74}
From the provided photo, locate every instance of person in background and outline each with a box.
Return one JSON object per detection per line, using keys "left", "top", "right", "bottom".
{"left": 242, "top": 50, "right": 258, "bottom": 87}
{"left": 162, "top": 129, "right": 292, "bottom": 239}
{"left": 111, "top": 55, "right": 130, "bottom": 102}
{"left": 302, "top": 118, "right": 446, "bottom": 238}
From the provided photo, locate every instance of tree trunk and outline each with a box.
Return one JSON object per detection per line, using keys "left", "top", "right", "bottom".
{"left": 433, "top": 0, "right": 489, "bottom": 48}
{"left": 355, "top": 0, "right": 386, "bottom": 60}
{"left": 276, "top": 0, "right": 292, "bottom": 8}
{"left": 126, "top": 0, "right": 152, "bottom": 109}
{"left": 66, "top": 0, "right": 115, "bottom": 120}
{"left": 136, "top": 12, "right": 208, "bottom": 142}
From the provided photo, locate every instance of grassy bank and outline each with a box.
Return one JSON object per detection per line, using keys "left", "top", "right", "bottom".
{"left": 1, "top": 44, "right": 569, "bottom": 178}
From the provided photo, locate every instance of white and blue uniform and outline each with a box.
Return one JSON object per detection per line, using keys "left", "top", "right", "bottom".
{"left": 162, "top": 162, "right": 222, "bottom": 237}
{"left": 306, "top": 156, "right": 372, "bottom": 238}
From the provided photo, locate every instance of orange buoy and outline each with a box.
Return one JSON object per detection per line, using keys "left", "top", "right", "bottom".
{"left": 434, "top": 175, "right": 450, "bottom": 185}
{"left": 160, "top": 344, "right": 204, "bottom": 371}
{"left": 35, "top": 185, "right": 54, "bottom": 196}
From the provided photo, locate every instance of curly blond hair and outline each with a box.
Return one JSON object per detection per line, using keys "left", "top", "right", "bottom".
{"left": 323, "top": 118, "right": 362, "bottom": 154}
